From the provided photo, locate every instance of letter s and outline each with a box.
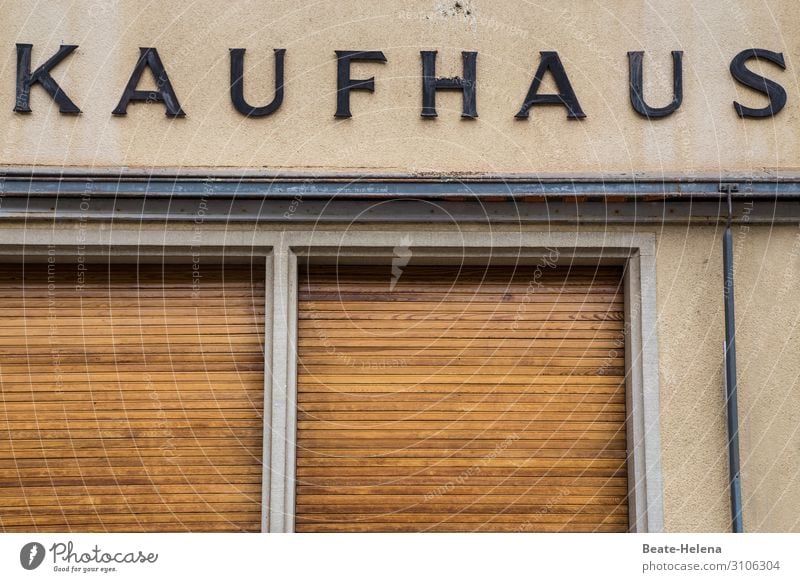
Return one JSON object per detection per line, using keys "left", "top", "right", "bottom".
{"left": 730, "top": 48, "right": 787, "bottom": 118}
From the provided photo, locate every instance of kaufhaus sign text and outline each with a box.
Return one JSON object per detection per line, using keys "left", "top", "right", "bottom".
{"left": 14, "top": 45, "right": 788, "bottom": 120}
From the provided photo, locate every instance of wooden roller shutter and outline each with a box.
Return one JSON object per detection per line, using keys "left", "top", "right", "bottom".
{"left": 0, "top": 263, "right": 265, "bottom": 532}
{"left": 296, "top": 264, "right": 627, "bottom": 532}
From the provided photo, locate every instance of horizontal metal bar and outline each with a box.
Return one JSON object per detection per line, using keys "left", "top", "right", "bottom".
{"left": 0, "top": 197, "right": 795, "bottom": 224}
{"left": 0, "top": 176, "right": 800, "bottom": 200}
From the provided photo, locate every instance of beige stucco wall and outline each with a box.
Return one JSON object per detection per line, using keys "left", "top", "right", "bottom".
{"left": 1, "top": 0, "right": 800, "bottom": 174}
{"left": 729, "top": 225, "right": 800, "bottom": 532}
{"left": 653, "top": 224, "right": 800, "bottom": 532}
{"left": 655, "top": 225, "right": 731, "bottom": 532}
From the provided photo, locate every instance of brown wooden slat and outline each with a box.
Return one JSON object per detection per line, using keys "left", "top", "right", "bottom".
{"left": 296, "top": 449, "right": 627, "bottom": 459}
{"left": 0, "top": 513, "right": 262, "bottom": 528}
{"left": 296, "top": 384, "right": 624, "bottom": 394}
{"left": 294, "top": 523, "right": 623, "bottom": 533}
{"left": 296, "top": 470, "right": 628, "bottom": 481}
{"left": 0, "top": 525, "right": 257, "bottom": 533}
{"left": 296, "top": 412, "right": 626, "bottom": 422}
{"left": 5, "top": 464, "right": 262, "bottom": 477}
{"left": 295, "top": 503, "right": 626, "bottom": 514}
{"left": 297, "top": 348, "right": 623, "bottom": 358}
{"left": 296, "top": 264, "right": 627, "bottom": 533}
{"left": 296, "top": 476, "right": 628, "bottom": 487}
{"left": 296, "top": 420, "right": 624, "bottom": 431}
{"left": 0, "top": 263, "right": 265, "bottom": 533}
{"left": 0, "top": 502, "right": 261, "bottom": 516}
{"left": 299, "top": 403, "right": 626, "bottom": 412}
{"left": 298, "top": 292, "right": 623, "bottom": 302}
{"left": 299, "top": 312, "right": 624, "bottom": 321}
{"left": 0, "top": 458, "right": 260, "bottom": 472}
{"left": 0, "top": 475, "right": 263, "bottom": 486}
{"left": 297, "top": 439, "right": 627, "bottom": 450}
{"left": 297, "top": 392, "right": 624, "bottom": 403}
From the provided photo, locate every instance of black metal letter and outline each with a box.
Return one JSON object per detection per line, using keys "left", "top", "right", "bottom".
{"left": 335, "top": 50, "right": 387, "bottom": 118}
{"left": 516, "top": 51, "right": 585, "bottom": 119}
{"left": 15, "top": 44, "right": 81, "bottom": 114}
{"left": 112, "top": 47, "right": 185, "bottom": 117}
{"left": 628, "top": 51, "right": 683, "bottom": 118}
{"left": 730, "top": 49, "right": 787, "bottom": 118}
{"left": 230, "top": 48, "right": 286, "bottom": 117}
{"left": 420, "top": 51, "right": 478, "bottom": 118}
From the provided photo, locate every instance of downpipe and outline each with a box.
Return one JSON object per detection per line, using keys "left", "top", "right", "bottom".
{"left": 722, "top": 184, "right": 744, "bottom": 533}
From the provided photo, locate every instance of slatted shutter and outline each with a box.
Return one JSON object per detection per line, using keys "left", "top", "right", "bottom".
{"left": 296, "top": 264, "right": 628, "bottom": 532}
{"left": 0, "top": 263, "right": 265, "bottom": 532}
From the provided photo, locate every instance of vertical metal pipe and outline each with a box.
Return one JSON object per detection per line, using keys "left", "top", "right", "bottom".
{"left": 722, "top": 188, "right": 744, "bottom": 532}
